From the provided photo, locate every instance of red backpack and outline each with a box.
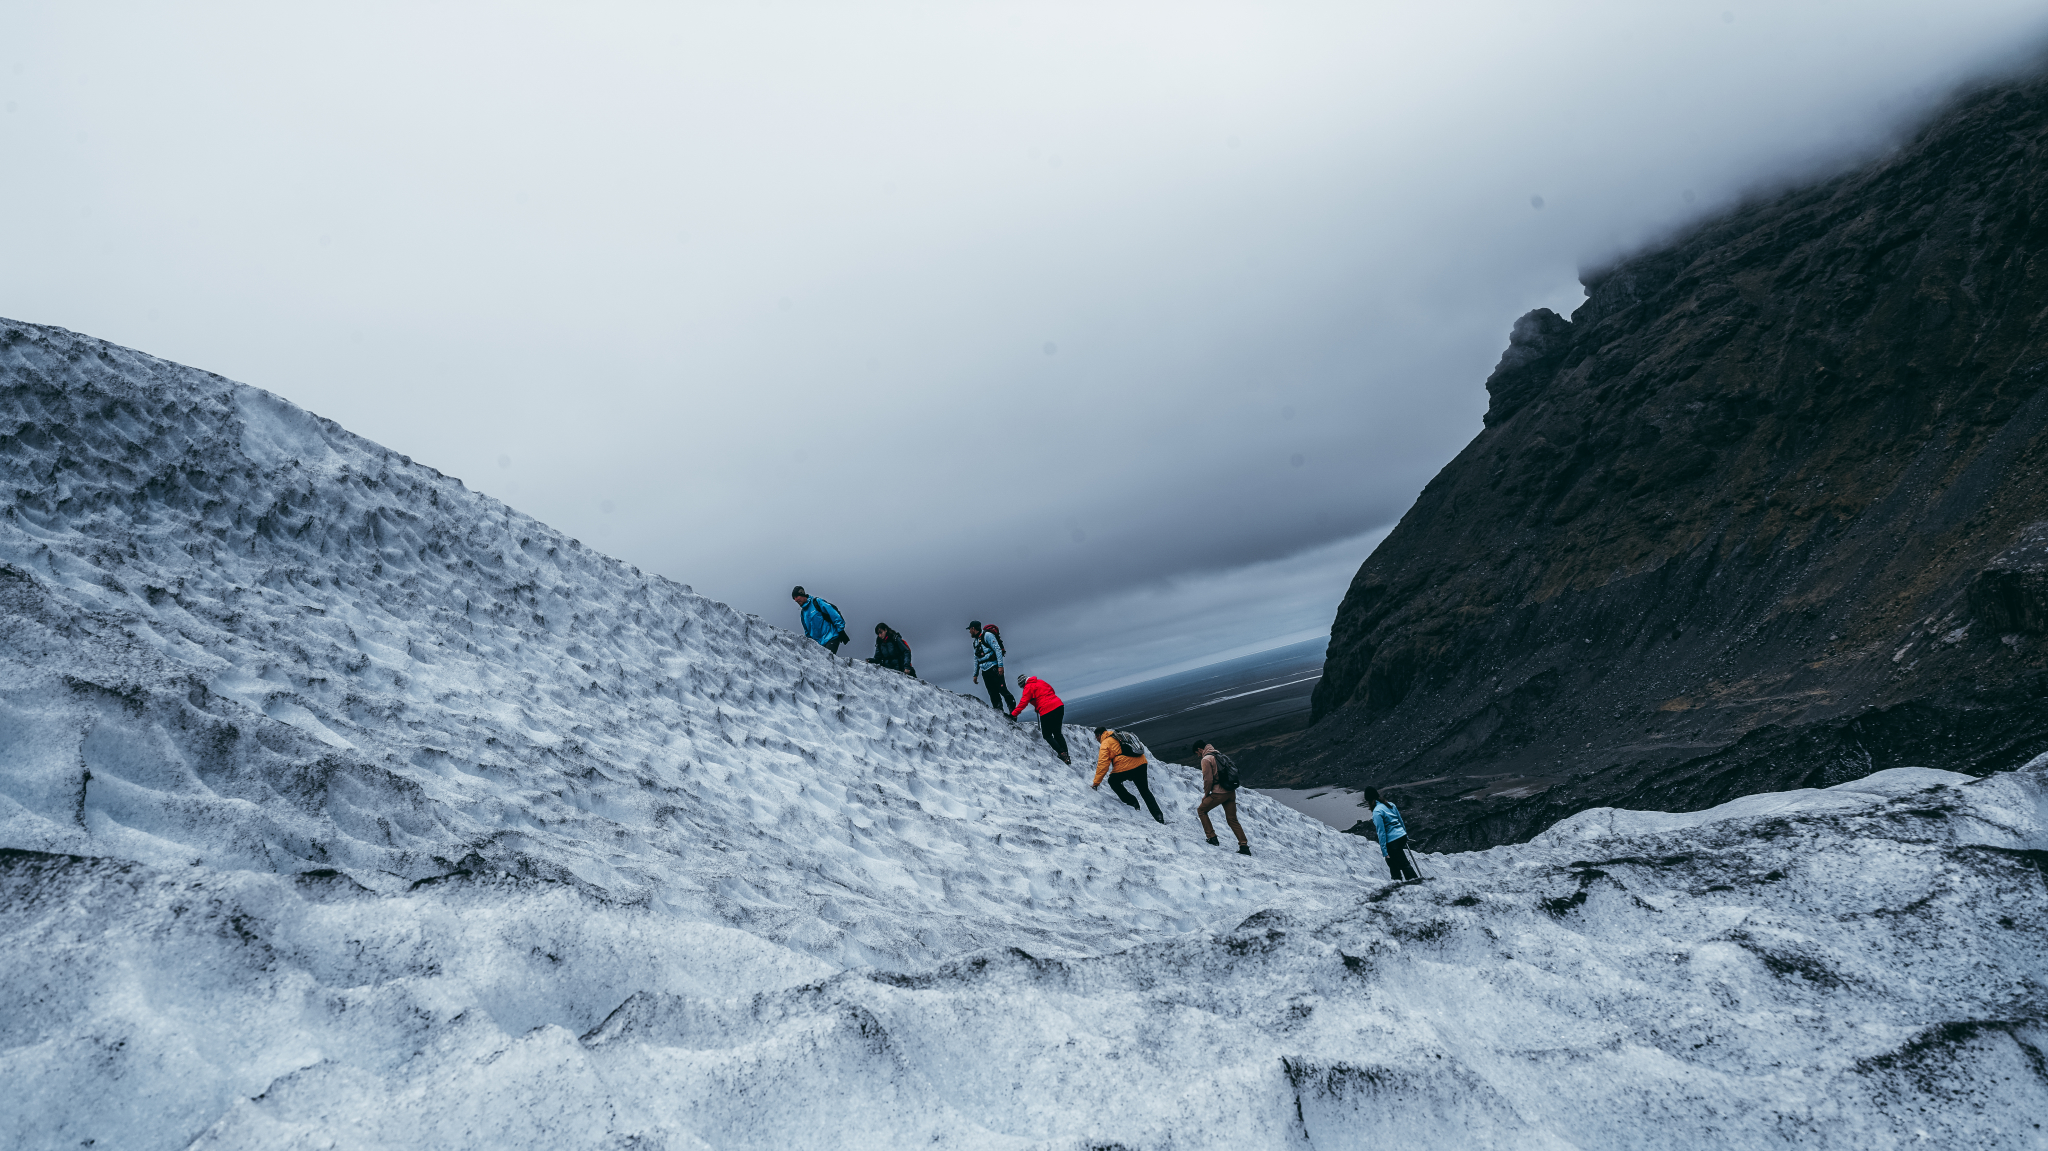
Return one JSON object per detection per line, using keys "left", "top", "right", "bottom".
{"left": 982, "top": 623, "right": 1005, "bottom": 656}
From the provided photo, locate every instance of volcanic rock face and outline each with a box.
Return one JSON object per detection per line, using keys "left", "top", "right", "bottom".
{"left": 1280, "top": 76, "right": 2048, "bottom": 851}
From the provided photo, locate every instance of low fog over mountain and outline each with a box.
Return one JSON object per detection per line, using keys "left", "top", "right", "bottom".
{"left": 7, "top": 4, "right": 2048, "bottom": 690}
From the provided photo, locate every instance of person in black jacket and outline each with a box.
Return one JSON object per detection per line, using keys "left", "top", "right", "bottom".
{"left": 867, "top": 623, "right": 915, "bottom": 676}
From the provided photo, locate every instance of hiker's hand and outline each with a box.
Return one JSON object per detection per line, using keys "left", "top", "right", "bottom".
{"left": 972, "top": 675, "right": 979, "bottom": 684}
{"left": 1090, "top": 782, "right": 1099, "bottom": 790}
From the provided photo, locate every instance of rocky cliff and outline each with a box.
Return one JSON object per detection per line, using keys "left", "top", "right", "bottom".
{"left": 1263, "top": 74, "right": 2048, "bottom": 851}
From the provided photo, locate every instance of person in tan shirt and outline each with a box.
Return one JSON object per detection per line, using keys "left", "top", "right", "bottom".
{"left": 1092, "top": 727, "right": 1164, "bottom": 823}
{"left": 1191, "top": 739, "right": 1250, "bottom": 856}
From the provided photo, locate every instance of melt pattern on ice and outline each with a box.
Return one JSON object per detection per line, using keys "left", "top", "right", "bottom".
{"left": 3, "top": 318, "right": 2047, "bottom": 1149}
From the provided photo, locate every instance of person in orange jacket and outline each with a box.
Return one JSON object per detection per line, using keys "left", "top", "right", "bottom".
{"left": 1010, "top": 675, "right": 1070, "bottom": 764}
{"left": 1092, "top": 727, "right": 1164, "bottom": 823}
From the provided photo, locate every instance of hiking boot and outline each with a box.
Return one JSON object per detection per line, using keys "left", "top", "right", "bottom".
{"left": 1236, "top": 843, "right": 1252, "bottom": 856}
{"left": 1059, "top": 755, "right": 1072, "bottom": 765}
{"left": 1153, "top": 815, "right": 1166, "bottom": 824}
{"left": 1205, "top": 836, "right": 1220, "bottom": 846}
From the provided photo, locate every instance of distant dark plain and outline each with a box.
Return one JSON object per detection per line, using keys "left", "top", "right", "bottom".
{"left": 1064, "top": 637, "right": 1326, "bottom": 767}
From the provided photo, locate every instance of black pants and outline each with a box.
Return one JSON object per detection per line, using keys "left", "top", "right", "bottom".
{"left": 824, "top": 635, "right": 845, "bottom": 654}
{"left": 983, "top": 670, "right": 1016, "bottom": 712}
{"left": 1110, "top": 763, "right": 1164, "bottom": 822}
{"left": 1385, "top": 835, "right": 1420, "bottom": 881}
{"left": 1039, "top": 706, "right": 1069, "bottom": 760}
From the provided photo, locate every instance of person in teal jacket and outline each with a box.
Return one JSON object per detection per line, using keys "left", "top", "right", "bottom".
{"left": 1364, "top": 787, "right": 1420, "bottom": 881}
{"left": 792, "top": 586, "right": 848, "bottom": 653}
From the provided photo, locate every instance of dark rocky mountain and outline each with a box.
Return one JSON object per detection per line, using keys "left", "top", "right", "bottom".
{"left": 1249, "top": 73, "right": 2048, "bottom": 851}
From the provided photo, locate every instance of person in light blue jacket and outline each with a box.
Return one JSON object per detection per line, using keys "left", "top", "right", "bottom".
{"left": 791, "top": 586, "right": 848, "bottom": 653}
{"left": 1363, "top": 787, "right": 1420, "bottom": 881}
{"left": 967, "top": 620, "right": 1016, "bottom": 715}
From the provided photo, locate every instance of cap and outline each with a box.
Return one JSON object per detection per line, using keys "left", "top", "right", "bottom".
{"left": 966, "top": 620, "right": 982, "bottom": 630}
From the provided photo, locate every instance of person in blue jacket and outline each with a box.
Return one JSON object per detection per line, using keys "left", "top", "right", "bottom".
{"left": 1364, "top": 787, "right": 1420, "bottom": 881}
{"left": 792, "top": 586, "right": 849, "bottom": 653}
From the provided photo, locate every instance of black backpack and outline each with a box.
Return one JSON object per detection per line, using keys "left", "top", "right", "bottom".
{"left": 1111, "top": 730, "right": 1145, "bottom": 758}
{"left": 1208, "top": 751, "right": 1241, "bottom": 790}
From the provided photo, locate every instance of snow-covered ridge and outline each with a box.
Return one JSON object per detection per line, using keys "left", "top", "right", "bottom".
{"left": 0, "top": 318, "right": 1378, "bottom": 970}
{"left": 3, "top": 318, "right": 2046, "bottom": 1149}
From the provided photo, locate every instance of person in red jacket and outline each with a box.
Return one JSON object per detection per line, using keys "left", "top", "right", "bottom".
{"left": 1009, "top": 674, "right": 1071, "bottom": 764}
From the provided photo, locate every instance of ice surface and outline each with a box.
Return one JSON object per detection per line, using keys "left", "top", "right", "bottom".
{"left": 0, "top": 319, "right": 1379, "bottom": 970}
{"left": 4, "top": 317, "right": 2047, "bottom": 1149}
{"left": 1533, "top": 767, "right": 1977, "bottom": 844}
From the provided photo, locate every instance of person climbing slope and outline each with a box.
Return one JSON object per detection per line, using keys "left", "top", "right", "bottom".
{"left": 1010, "top": 674, "right": 1070, "bottom": 764}
{"left": 967, "top": 621, "right": 1016, "bottom": 715}
{"left": 867, "top": 623, "right": 915, "bottom": 676}
{"left": 1190, "top": 740, "right": 1250, "bottom": 856}
{"left": 792, "top": 586, "right": 849, "bottom": 654}
{"left": 1364, "top": 787, "right": 1420, "bottom": 881}
{"left": 1092, "top": 726, "right": 1164, "bottom": 823}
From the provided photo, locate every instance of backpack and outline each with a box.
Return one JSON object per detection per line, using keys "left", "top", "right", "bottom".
{"left": 809, "top": 597, "right": 844, "bottom": 633}
{"left": 1111, "top": 730, "right": 1146, "bottom": 758}
{"left": 1208, "top": 751, "right": 1241, "bottom": 790}
{"left": 983, "top": 623, "right": 1005, "bottom": 655}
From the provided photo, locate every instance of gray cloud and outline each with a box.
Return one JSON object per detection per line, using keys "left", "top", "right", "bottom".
{"left": 4, "top": 2, "right": 2046, "bottom": 690}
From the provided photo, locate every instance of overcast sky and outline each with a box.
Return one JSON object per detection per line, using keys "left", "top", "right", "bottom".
{"left": 6, "top": 3, "right": 2046, "bottom": 697}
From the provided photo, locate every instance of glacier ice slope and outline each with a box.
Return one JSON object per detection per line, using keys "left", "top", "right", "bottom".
{"left": 2, "top": 317, "right": 2046, "bottom": 1149}
{"left": 9, "top": 759, "right": 2046, "bottom": 1149}
{"left": 0, "top": 317, "right": 1381, "bottom": 973}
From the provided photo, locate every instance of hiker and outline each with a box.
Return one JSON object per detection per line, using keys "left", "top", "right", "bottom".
{"left": 867, "top": 623, "right": 915, "bottom": 676}
{"left": 1190, "top": 740, "right": 1250, "bottom": 856}
{"left": 1364, "top": 787, "right": 1420, "bottom": 881}
{"left": 1092, "top": 726, "right": 1164, "bottom": 823}
{"left": 967, "top": 621, "right": 1016, "bottom": 714}
{"left": 792, "top": 586, "right": 849, "bottom": 654}
{"left": 1010, "top": 674, "right": 1071, "bottom": 764}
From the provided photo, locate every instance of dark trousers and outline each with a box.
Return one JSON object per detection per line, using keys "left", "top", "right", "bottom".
{"left": 1385, "top": 835, "right": 1420, "bottom": 881}
{"left": 983, "top": 669, "right": 1016, "bottom": 712}
{"left": 824, "top": 635, "right": 844, "bottom": 654}
{"left": 1110, "top": 763, "right": 1164, "bottom": 822}
{"left": 1039, "top": 706, "right": 1069, "bottom": 760}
